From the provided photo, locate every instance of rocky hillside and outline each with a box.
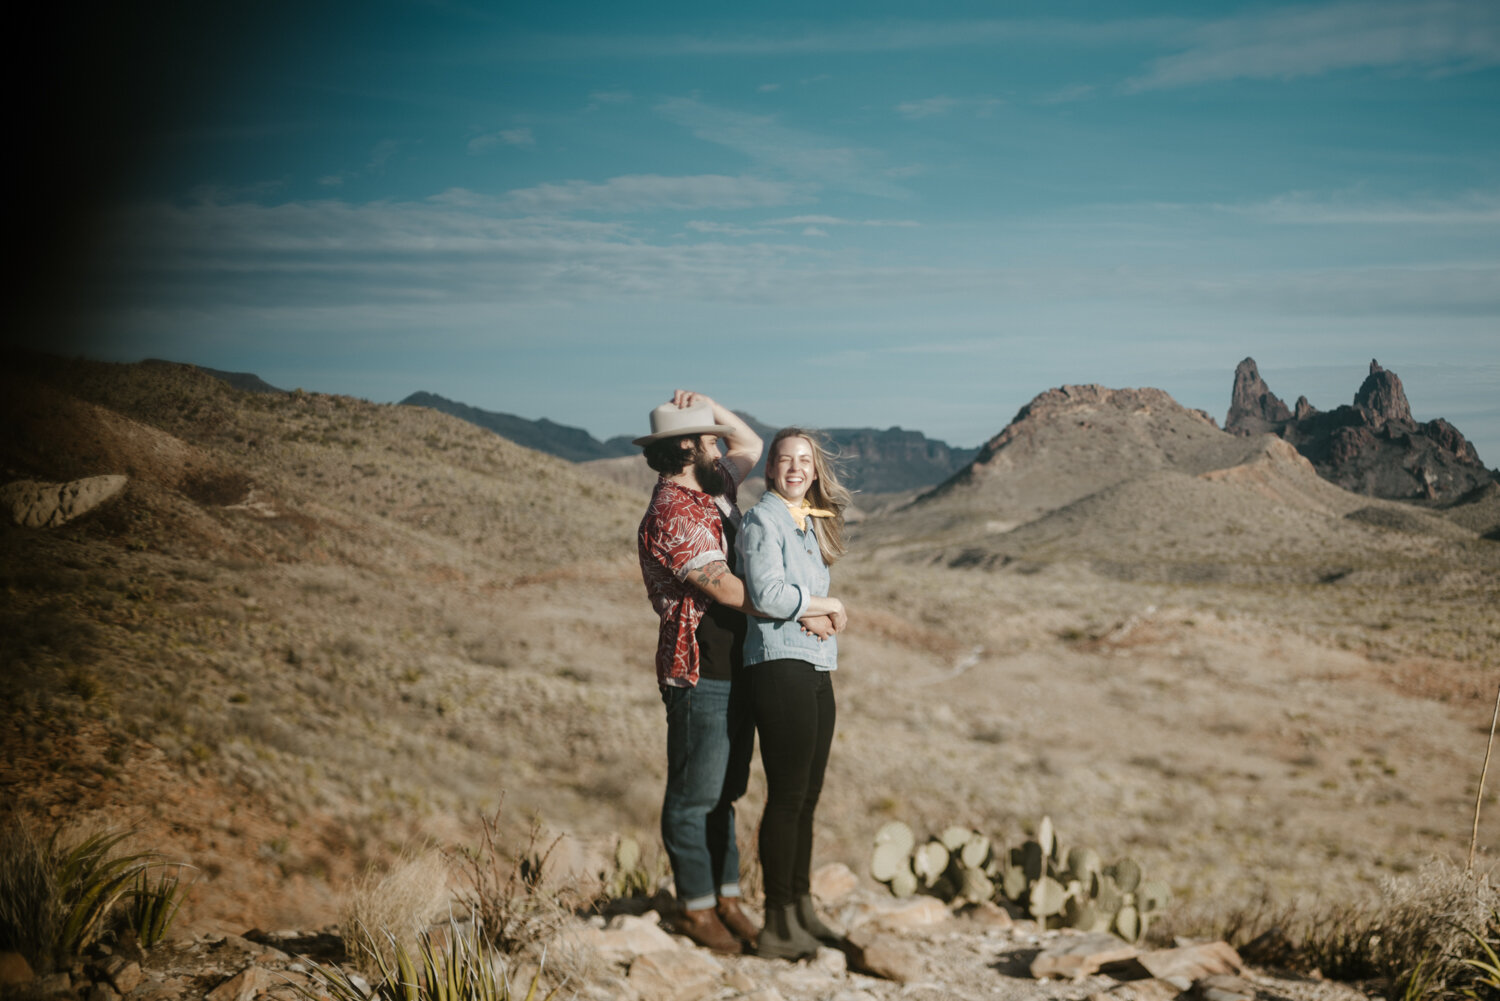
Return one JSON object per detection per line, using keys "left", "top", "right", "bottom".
{"left": 1225, "top": 357, "right": 1496, "bottom": 503}
{"left": 861, "top": 380, "right": 1495, "bottom": 585}
{"left": 909, "top": 385, "right": 1255, "bottom": 528}
{"left": 399, "top": 390, "right": 638, "bottom": 463}
{"left": 3, "top": 353, "right": 1496, "bottom": 1001}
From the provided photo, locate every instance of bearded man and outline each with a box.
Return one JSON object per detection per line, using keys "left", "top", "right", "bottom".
{"left": 634, "top": 389, "right": 767, "bottom": 953}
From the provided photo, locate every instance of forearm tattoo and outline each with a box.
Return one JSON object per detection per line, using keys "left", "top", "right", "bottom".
{"left": 692, "top": 561, "right": 730, "bottom": 591}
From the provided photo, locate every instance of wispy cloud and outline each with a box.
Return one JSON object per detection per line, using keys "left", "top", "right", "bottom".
{"left": 1094, "top": 188, "right": 1500, "bottom": 226}
{"left": 509, "top": 17, "right": 1178, "bottom": 59}
{"left": 1126, "top": 1, "right": 1500, "bottom": 91}
{"left": 685, "top": 220, "right": 777, "bottom": 237}
{"left": 764, "top": 215, "right": 920, "bottom": 228}
{"left": 1227, "top": 190, "right": 1500, "bottom": 225}
{"left": 894, "top": 95, "right": 1003, "bottom": 119}
{"left": 1038, "top": 83, "right": 1097, "bottom": 104}
{"left": 585, "top": 89, "right": 633, "bottom": 112}
{"left": 367, "top": 139, "right": 405, "bottom": 172}
{"left": 99, "top": 192, "right": 1500, "bottom": 323}
{"left": 499, "top": 174, "right": 804, "bottom": 213}
{"left": 656, "top": 97, "right": 908, "bottom": 199}
{"left": 467, "top": 127, "right": 536, "bottom": 154}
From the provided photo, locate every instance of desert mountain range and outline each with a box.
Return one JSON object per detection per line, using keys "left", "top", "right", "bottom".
{"left": 1, "top": 351, "right": 1497, "bottom": 996}
{"left": 403, "top": 358, "right": 1495, "bottom": 510}
{"left": 1225, "top": 357, "right": 1495, "bottom": 503}
{"left": 401, "top": 390, "right": 978, "bottom": 495}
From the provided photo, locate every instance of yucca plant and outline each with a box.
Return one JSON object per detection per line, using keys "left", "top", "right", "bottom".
{"left": 1, "top": 823, "right": 160, "bottom": 971}
{"left": 293, "top": 919, "right": 560, "bottom": 1001}
{"left": 125, "top": 864, "right": 194, "bottom": 947}
{"left": 50, "top": 828, "right": 158, "bottom": 963}
{"left": 1456, "top": 907, "right": 1500, "bottom": 1000}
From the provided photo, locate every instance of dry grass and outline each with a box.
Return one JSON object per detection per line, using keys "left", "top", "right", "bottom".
{"left": 339, "top": 848, "right": 452, "bottom": 977}
{"left": 1155, "top": 860, "right": 1499, "bottom": 998}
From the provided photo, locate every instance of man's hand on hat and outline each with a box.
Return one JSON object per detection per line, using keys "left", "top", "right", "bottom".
{"left": 672, "top": 389, "right": 715, "bottom": 411}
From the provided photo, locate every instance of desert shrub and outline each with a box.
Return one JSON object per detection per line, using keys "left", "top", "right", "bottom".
{"left": 448, "top": 805, "right": 577, "bottom": 959}
{"left": 294, "top": 916, "right": 560, "bottom": 1001}
{"left": 1155, "top": 860, "right": 1498, "bottom": 999}
{"left": 179, "top": 468, "right": 252, "bottom": 507}
{"left": 0, "top": 822, "right": 162, "bottom": 971}
{"left": 340, "top": 849, "right": 451, "bottom": 978}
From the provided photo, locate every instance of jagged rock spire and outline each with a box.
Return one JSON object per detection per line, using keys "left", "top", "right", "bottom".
{"left": 1225, "top": 357, "right": 1293, "bottom": 436}
{"left": 1353, "top": 359, "right": 1412, "bottom": 425}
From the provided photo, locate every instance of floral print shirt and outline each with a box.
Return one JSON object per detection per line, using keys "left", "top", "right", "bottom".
{"left": 638, "top": 459, "right": 742, "bottom": 687}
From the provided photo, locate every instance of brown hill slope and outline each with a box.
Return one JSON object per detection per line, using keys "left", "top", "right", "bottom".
{"left": 2, "top": 357, "right": 1496, "bottom": 966}
{"left": 2, "top": 355, "right": 651, "bottom": 931}
{"left": 913, "top": 385, "right": 1258, "bottom": 530}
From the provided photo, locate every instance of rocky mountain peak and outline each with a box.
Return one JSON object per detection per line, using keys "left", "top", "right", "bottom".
{"left": 1353, "top": 359, "right": 1413, "bottom": 426}
{"left": 1225, "top": 357, "right": 1293, "bottom": 436}
{"left": 1219, "top": 357, "right": 1492, "bottom": 502}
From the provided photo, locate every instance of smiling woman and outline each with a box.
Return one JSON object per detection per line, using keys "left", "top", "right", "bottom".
{"left": 737, "top": 427, "right": 853, "bottom": 959}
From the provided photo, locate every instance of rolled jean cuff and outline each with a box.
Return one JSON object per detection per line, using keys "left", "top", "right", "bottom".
{"left": 718, "top": 883, "right": 742, "bottom": 899}
{"left": 683, "top": 893, "right": 717, "bottom": 911}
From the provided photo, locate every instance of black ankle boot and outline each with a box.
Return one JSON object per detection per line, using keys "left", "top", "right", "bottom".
{"left": 795, "top": 894, "right": 843, "bottom": 945}
{"left": 757, "top": 902, "right": 819, "bottom": 960}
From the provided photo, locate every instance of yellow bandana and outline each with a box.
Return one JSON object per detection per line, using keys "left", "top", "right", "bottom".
{"left": 770, "top": 490, "right": 837, "bottom": 531}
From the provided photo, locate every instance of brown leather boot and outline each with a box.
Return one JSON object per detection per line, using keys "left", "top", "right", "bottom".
{"left": 716, "top": 896, "right": 760, "bottom": 949}
{"left": 673, "top": 906, "right": 741, "bottom": 954}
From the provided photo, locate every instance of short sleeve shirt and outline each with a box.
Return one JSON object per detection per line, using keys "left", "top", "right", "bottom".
{"left": 638, "top": 459, "right": 742, "bottom": 687}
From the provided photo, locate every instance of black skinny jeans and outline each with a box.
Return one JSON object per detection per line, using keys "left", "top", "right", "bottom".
{"left": 748, "top": 658, "right": 836, "bottom": 909}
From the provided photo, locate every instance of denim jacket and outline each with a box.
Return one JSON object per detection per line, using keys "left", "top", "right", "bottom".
{"left": 737, "top": 491, "right": 837, "bottom": 671}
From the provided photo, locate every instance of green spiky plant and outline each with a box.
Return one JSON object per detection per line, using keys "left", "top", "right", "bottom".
{"left": 0, "top": 822, "right": 163, "bottom": 971}
{"left": 1456, "top": 907, "right": 1500, "bottom": 1000}
{"left": 125, "top": 864, "right": 194, "bottom": 948}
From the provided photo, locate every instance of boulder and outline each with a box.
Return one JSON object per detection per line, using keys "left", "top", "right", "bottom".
{"left": 842, "top": 926, "right": 924, "bottom": 983}
{"left": 1133, "top": 941, "right": 1245, "bottom": 982}
{"left": 625, "top": 949, "right": 723, "bottom": 1001}
{"left": 206, "top": 965, "right": 278, "bottom": 1001}
{"left": 567, "top": 914, "right": 679, "bottom": 964}
{"left": 846, "top": 894, "right": 950, "bottom": 933}
{"left": 811, "top": 862, "right": 859, "bottom": 903}
{"left": 1, "top": 475, "right": 127, "bottom": 528}
{"left": 1030, "top": 932, "right": 1138, "bottom": 980}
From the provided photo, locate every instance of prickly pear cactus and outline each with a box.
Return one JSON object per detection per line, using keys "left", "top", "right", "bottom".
{"left": 870, "top": 814, "right": 1170, "bottom": 944}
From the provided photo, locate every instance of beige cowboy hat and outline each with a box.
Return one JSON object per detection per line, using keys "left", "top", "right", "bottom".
{"left": 632, "top": 399, "right": 734, "bottom": 447}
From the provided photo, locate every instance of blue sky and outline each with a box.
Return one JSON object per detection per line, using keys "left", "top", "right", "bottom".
{"left": 36, "top": 0, "right": 1500, "bottom": 462}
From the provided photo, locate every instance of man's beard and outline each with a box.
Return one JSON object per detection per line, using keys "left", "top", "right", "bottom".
{"left": 694, "top": 449, "right": 727, "bottom": 495}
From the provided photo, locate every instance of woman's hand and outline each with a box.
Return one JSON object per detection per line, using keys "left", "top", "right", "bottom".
{"left": 804, "top": 595, "right": 846, "bottom": 632}
{"left": 799, "top": 614, "right": 836, "bottom": 641}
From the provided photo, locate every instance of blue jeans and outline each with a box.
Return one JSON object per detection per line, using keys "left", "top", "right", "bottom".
{"left": 660, "top": 677, "right": 754, "bottom": 910}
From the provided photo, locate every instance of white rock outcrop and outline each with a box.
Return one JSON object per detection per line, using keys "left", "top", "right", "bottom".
{"left": 1, "top": 476, "right": 128, "bottom": 528}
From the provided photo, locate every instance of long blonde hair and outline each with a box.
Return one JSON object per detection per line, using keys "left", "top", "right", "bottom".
{"left": 768, "top": 427, "right": 851, "bottom": 565}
